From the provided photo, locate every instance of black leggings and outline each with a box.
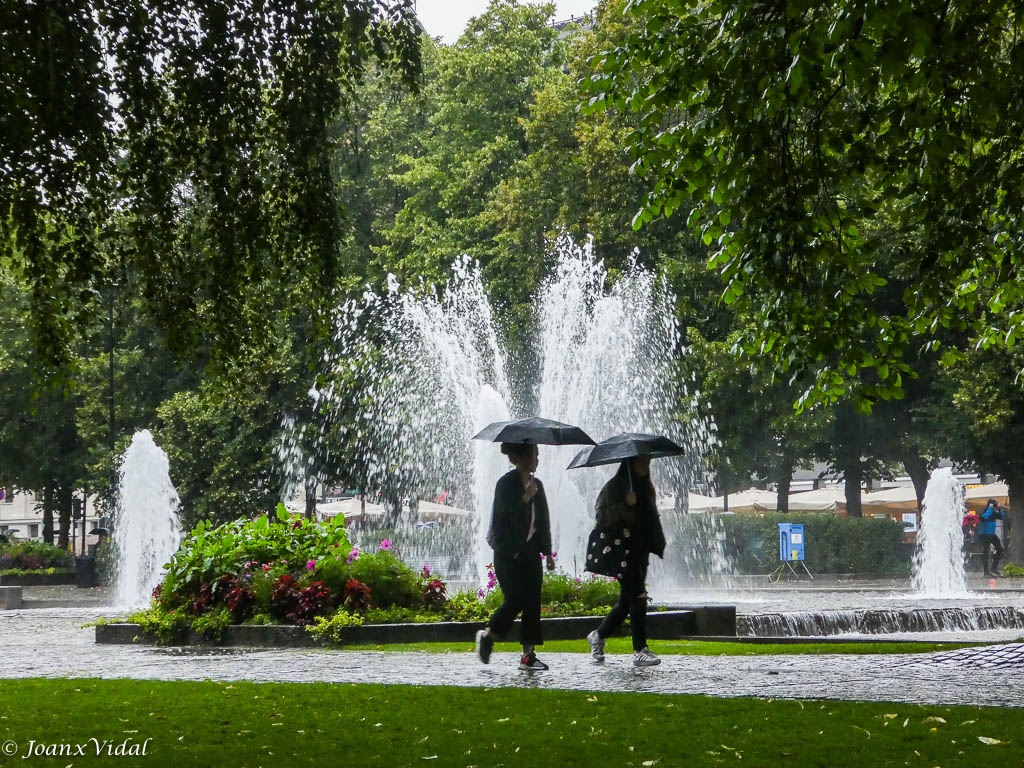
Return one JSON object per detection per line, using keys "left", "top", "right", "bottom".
{"left": 597, "top": 566, "right": 648, "bottom": 652}
{"left": 489, "top": 550, "right": 544, "bottom": 646}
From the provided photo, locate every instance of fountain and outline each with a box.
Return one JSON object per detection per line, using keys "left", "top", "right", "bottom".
{"left": 912, "top": 467, "right": 970, "bottom": 596}
{"left": 111, "top": 430, "right": 184, "bottom": 609}
{"left": 312, "top": 236, "right": 719, "bottom": 590}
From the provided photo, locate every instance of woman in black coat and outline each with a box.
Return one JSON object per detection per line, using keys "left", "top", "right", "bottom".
{"left": 586, "top": 456, "right": 665, "bottom": 666}
{"left": 475, "top": 442, "right": 556, "bottom": 671}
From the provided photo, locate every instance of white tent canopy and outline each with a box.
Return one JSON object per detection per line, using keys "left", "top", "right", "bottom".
{"left": 707, "top": 488, "right": 778, "bottom": 513}
{"left": 786, "top": 487, "right": 848, "bottom": 512}
{"left": 657, "top": 492, "right": 721, "bottom": 513}
{"left": 316, "top": 497, "right": 386, "bottom": 523}
{"left": 861, "top": 485, "right": 919, "bottom": 512}
{"left": 964, "top": 482, "right": 1009, "bottom": 511}
{"left": 412, "top": 500, "right": 473, "bottom": 523}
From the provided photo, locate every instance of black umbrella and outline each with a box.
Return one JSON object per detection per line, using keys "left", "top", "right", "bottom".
{"left": 472, "top": 416, "right": 595, "bottom": 446}
{"left": 566, "top": 432, "right": 685, "bottom": 469}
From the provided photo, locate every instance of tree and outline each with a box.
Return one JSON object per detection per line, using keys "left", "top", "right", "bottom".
{"left": 585, "top": 0, "right": 1024, "bottom": 409}
{"left": 1, "top": 0, "right": 422, "bottom": 378}
{"left": 373, "top": 0, "right": 562, "bottom": 322}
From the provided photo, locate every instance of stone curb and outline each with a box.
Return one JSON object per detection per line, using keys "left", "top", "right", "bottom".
{"left": 96, "top": 606, "right": 736, "bottom": 647}
{"left": 0, "top": 586, "right": 22, "bottom": 610}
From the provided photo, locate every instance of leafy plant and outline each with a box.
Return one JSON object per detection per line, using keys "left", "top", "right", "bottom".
{"left": 127, "top": 606, "right": 189, "bottom": 645}
{"left": 0, "top": 540, "right": 75, "bottom": 571}
{"left": 192, "top": 607, "right": 233, "bottom": 641}
{"left": 348, "top": 551, "right": 420, "bottom": 609}
{"left": 343, "top": 578, "right": 373, "bottom": 614}
{"left": 306, "top": 609, "right": 365, "bottom": 643}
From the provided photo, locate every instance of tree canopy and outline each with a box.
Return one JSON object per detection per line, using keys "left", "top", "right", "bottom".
{"left": 585, "top": 0, "right": 1024, "bottom": 410}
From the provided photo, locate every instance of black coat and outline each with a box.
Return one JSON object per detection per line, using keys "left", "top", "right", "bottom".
{"left": 595, "top": 472, "right": 666, "bottom": 564}
{"left": 487, "top": 469, "right": 553, "bottom": 558}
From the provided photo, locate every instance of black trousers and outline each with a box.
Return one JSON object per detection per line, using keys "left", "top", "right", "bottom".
{"left": 979, "top": 533, "right": 1004, "bottom": 573}
{"left": 597, "top": 565, "right": 648, "bottom": 652}
{"left": 489, "top": 549, "right": 544, "bottom": 646}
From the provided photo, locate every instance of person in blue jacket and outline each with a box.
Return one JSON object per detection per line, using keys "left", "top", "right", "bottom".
{"left": 978, "top": 498, "right": 1006, "bottom": 576}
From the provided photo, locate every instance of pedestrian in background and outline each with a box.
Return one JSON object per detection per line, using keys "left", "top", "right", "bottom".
{"left": 979, "top": 498, "right": 1005, "bottom": 577}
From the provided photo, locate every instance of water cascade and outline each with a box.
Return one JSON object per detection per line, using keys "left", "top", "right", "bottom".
{"left": 112, "top": 430, "right": 184, "bottom": 609}
{"left": 911, "top": 467, "right": 969, "bottom": 596}
{"left": 313, "top": 237, "right": 718, "bottom": 591}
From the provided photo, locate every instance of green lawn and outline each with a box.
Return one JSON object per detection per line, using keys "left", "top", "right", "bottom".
{"left": 0, "top": 678, "right": 1020, "bottom": 767}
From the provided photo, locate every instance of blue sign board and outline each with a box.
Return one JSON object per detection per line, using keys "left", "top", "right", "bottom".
{"left": 778, "top": 522, "right": 805, "bottom": 562}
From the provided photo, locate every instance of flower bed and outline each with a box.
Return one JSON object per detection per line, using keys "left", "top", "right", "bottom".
{"left": 0, "top": 541, "right": 76, "bottom": 584}
{"left": 130, "top": 506, "right": 620, "bottom": 644}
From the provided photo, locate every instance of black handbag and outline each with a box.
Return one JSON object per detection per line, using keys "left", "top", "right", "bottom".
{"left": 584, "top": 524, "right": 632, "bottom": 579}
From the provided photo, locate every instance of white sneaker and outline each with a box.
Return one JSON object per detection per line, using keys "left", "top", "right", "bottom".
{"left": 634, "top": 646, "right": 661, "bottom": 667}
{"left": 587, "top": 629, "right": 605, "bottom": 662}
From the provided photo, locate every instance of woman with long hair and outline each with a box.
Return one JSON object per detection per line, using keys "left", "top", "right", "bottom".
{"left": 475, "top": 442, "right": 556, "bottom": 670}
{"left": 586, "top": 455, "right": 665, "bottom": 666}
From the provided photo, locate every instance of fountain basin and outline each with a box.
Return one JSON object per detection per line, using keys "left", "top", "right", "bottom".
{"left": 0, "top": 572, "right": 76, "bottom": 587}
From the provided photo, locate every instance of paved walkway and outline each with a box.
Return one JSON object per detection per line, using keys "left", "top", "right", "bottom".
{"left": 3, "top": 607, "right": 1024, "bottom": 709}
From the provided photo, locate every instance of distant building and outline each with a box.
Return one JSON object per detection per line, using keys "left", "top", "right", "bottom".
{"left": 0, "top": 488, "right": 103, "bottom": 555}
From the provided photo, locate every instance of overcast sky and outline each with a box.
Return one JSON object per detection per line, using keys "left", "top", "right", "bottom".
{"left": 415, "top": 1, "right": 597, "bottom": 43}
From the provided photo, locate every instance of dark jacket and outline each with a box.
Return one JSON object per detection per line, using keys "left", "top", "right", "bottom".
{"left": 487, "top": 470, "right": 552, "bottom": 558}
{"left": 595, "top": 473, "right": 666, "bottom": 562}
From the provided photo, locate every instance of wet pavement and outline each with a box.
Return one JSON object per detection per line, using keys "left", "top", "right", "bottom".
{"left": 3, "top": 601, "right": 1024, "bottom": 709}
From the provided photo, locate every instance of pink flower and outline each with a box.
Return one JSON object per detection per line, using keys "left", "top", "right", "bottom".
{"left": 476, "top": 588, "right": 485, "bottom": 599}
{"left": 346, "top": 547, "right": 360, "bottom": 564}
{"left": 261, "top": 564, "right": 271, "bottom": 572}
{"left": 422, "top": 564, "right": 431, "bottom": 576}
{"left": 306, "top": 560, "right": 316, "bottom": 571}
{"left": 380, "top": 539, "right": 393, "bottom": 551}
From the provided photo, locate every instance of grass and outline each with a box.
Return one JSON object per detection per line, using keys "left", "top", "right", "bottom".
{"left": 0, "top": 678, "right": 1021, "bottom": 767}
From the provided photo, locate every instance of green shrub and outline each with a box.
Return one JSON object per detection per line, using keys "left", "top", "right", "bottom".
{"left": 127, "top": 606, "right": 189, "bottom": 644}
{"left": 192, "top": 607, "right": 233, "bottom": 641}
{"left": 348, "top": 551, "right": 421, "bottom": 608}
{"left": 163, "top": 505, "right": 351, "bottom": 599}
{"left": 443, "top": 590, "right": 491, "bottom": 622}
{"left": 365, "top": 606, "right": 441, "bottom": 624}
{"left": 306, "top": 609, "right": 365, "bottom": 643}
{"left": 694, "top": 512, "right": 910, "bottom": 575}
{"left": 312, "top": 555, "right": 352, "bottom": 604}
{"left": 0, "top": 540, "right": 75, "bottom": 571}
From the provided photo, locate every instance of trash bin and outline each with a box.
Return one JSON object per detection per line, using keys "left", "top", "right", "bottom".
{"left": 75, "top": 556, "right": 97, "bottom": 589}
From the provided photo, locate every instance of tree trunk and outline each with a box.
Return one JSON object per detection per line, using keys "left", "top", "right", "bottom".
{"left": 42, "top": 486, "right": 54, "bottom": 544}
{"left": 304, "top": 477, "right": 317, "bottom": 521}
{"left": 1006, "top": 474, "right": 1024, "bottom": 567}
{"left": 844, "top": 466, "right": 863, "bottom": 517}
{"left": 57, "top": 484, "right": 72, "bottom": 550}
{"left": 902, "top": 453, "right": 930, "bottom": 511}
{"left": 775, "top": 453, "right": 792, "bottom": 513}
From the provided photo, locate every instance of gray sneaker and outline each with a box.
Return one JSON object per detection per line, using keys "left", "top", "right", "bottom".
{"left": 634, "top": 646, "right": 661, "bottom": 667}
{"left": 587, "top": 629, "right": 605, "bottom": 662}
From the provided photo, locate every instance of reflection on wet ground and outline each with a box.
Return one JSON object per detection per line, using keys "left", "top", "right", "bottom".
{"left": 3, "top": 603, "right": 1024, "bottom": 708}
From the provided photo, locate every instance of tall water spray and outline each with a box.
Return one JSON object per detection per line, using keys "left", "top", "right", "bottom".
{"left": 112, "top": 430, "right": 183, "bottom": 608}
{"left": 314, "top": 237, "right": 717, "bottom": 592}
{"left": 911, "top": 467, "right": 969, "bottom": 596}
